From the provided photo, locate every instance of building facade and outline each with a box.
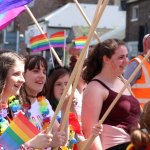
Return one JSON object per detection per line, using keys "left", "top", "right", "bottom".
{"left": 126, "top": 0, "right": 150, "bottom": 58}
{"left": 0, "top": 0, "right": 124, "bottom": 54}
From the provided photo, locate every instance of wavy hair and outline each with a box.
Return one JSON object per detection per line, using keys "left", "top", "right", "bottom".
{"left": 82, "top": 39, "right": 125, "bottom": 83}
{"left": 0, "top": 50, "right": 24, "bottom": 99}
{"left": 21, "top": 55, "right": 48, "bottom": 108}
{"left": 46, "top": 66, "right": 71, "bottom": 111}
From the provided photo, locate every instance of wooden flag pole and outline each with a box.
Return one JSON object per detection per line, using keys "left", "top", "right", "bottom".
{"left": 81, "top": 50, "right": 150, "bottom": 149}
{"left": 59, "top": 0, "right": 104, "bottom": 132}
{"left": 73, "top": 0, "right": 101, "bottom": 43}
{"left": 24, "top": 5, "right": 63, "bottom": 67}
{"left": 73, "top": 0, "right": 133, "bottom": 96}
{"left": 46, "top": 0, "right": 104, "bottom": 137}
{"left": 53, "top": 0, "right": 109, "bottom": 150}
{"left": 63, "top": 30, "right": 66, "bottom": 66}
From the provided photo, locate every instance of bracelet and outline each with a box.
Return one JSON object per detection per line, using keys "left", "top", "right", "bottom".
{"left": 19, "top": 144, "right": 34, "bottom": 150}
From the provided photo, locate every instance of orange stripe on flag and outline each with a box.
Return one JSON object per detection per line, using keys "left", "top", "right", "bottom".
{"left": 30, "top": 33, "right": 48, "bottom": 44}
{"left": 13, "top": 116, "right": 37, "bottom": 139}
{"left": 15, "top": 112, "right": 39, "bottom": 135}
{"left": 10, "top": 122, "right": 30, "bottom": 142}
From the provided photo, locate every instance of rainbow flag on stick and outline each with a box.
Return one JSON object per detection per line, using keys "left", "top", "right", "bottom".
{"left": 50, "top": 31, "right": 65, "bottom": 48}
{"left": 0, "top": 112, "right": 40, "bottom": 150}
{"left": 73, "top": 36, "right": 87, "bottom": 49}
{"left": 30, "top": 33, "right": 49, "bottom": 52}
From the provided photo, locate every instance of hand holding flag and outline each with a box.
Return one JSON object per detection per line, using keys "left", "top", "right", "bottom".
{"left": 0, "top": 112, "right": 40, "bottom": 150}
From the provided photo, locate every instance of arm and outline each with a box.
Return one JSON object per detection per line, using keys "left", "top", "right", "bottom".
{"left": 81, "top": 82, "right": 106, "bottom": 150}
{"left": 124, "top": 60, "right": 141, "bottom": 86}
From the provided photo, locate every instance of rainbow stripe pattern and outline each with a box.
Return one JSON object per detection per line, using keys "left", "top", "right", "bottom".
{"left": 0, "top": 112, "right": 40, "bottom": 150}
{"left": 30, "top": 33, "right": 49, "bottom": 52}
{"left": 74, "top": 36, "right": 87, "bottom": 49}
{"left": 50, "top": 31, "right": 65, "bottom": 48}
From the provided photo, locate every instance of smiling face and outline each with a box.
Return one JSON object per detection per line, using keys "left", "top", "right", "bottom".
{"left": 109, "top": 45, "right": 129, "bottom": 76}
{"left": 4, "top": 60, "right": 25, "bottom": 98}
{"left": 54, "top": 74, "right": 70, "bottom": 101}
{"left": 24, "top": 63, "right": 46, "bottom": 96}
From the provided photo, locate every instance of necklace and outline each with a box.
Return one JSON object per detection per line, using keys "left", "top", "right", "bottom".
{"left": 25, "top": 96, "right": 50, "bottom": 130}
{"left": 0, "top": 102, "right": 9, "bottom": 135}
{"left": 25, "top": 90, "right": 37, "bottom": 98}
{"left": 0, "top": 96, "right": 21, "bottom": 135}
{"left": 37, "top": 96, "right": 50, "bottom": 129}
{"left": 8, "top": 96, "right": 21, "bottom": 114}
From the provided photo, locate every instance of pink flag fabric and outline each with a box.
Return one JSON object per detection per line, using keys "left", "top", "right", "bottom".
{"left": 0, "top": 0, "right": 32, "bottom": 14}
{"left": 0, "top": 6, "right": 25, "bottom": 31}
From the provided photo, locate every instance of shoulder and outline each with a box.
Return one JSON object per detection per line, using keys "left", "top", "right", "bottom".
{"left": 85, "top": 79, "right": 108, "bottom": 93}
{"left": 83, "top": 80, "right": 108, "bottom": 103}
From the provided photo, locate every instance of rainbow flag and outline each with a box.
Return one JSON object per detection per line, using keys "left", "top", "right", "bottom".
{"left": 0, "top": 0, "right": 32, "bottom": 14}
{"left": 30, "top": 33, "right": 50, "bottom": 52}
{"left": 73, "top": 36, "right": 87, "bottom": 49}
{"left": 0, "top": 112, "right": 40, "bottom": 150}
{"left": 50, "top": 31, "right": 65, "bottom": 48}
{"left": 0, "top": 6, "right": 25, "bottom": 31}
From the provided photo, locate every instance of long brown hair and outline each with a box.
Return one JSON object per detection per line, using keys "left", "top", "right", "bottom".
{"left": 21, "top": 55, "right": 48, "bottom": 108}
{"left": 0, "top": 50, "right": 24, "bottom": 100}
{"left": 82, "top": 39, "right": 125, "bottom": 83}
{"left": 46, "top": 66, "right": 71, "bottom": 111}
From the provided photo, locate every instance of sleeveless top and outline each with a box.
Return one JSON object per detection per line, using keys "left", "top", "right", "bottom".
{"left": 92, "top": 79, "right": 141, "bottom": 134}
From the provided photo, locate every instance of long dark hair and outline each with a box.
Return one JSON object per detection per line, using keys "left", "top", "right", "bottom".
{"left": 21, "top": 55, "right": 48, "bottom": 108}
{"left": 82, "top": 39, "right": 125, "bottom": 83}
{"left": 46, "top": 66, "right": 71, "bottom": 111}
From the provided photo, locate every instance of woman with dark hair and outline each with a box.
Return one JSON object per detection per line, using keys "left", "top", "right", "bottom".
{"left": 21, "top": 55, "right": 68, "bottom": 149}
{"left": 0, "top": 51, "right": 60, "bottom": 149}
{"left": 46, "top": 66, "right": 103, "bottom": 150}
{"left": 81, "top": 39, "right": 141, "bottom": 150}
{"left": 47, "top": 66, "right": 71, "bottom": 111}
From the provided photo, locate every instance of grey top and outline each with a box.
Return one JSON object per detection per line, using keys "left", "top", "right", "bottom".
{"left": 124, "top": 60, "right": 141, "bottom": 86}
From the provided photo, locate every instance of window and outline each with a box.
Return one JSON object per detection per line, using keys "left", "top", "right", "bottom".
{"left": 6, "top": 22, "right": 14, "bottom": 32}
{"left": 131, "top": 5, "right": 139, "bottom": 21}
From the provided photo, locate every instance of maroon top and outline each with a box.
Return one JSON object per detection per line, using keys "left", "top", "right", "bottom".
{"left": 92, "top": 79, "right": 141, "bottom": 134}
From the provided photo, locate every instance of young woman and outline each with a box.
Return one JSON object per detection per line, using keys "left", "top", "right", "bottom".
{"left": 46, "top": 66, "right": 103, "bottom": 150}
{"left": 81, "top": 39, "right": 141, "bottom": 150}
{"left": 0, "top": 51, "right": 54, "bottom": 149}
{"left": 21, "top": 55, "right": 68, "bottom": 149}
{"left": 47, "top": 66, "right": 72, "bottom": 112}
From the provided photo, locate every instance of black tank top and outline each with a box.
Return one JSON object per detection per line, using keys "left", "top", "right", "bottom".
{"left": 91, "top": 79, "right": 141, "bottom": 134}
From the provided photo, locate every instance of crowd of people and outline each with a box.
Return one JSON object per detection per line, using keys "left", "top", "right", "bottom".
{"left": 0, "top": 35, "right": 150, "bottom": 150}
